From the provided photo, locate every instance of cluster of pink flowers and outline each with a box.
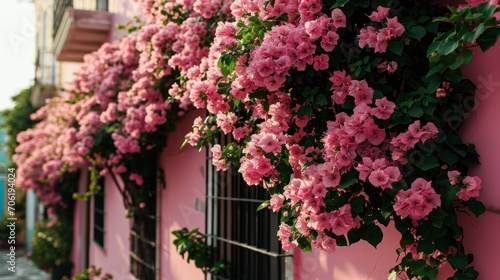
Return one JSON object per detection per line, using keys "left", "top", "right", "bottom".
{"left": 14, "top": 0, "right": 235, "bottom": 207}
{"left": 393, "top": 178, "right": 441, "bottom": 220}
{"left": 390, "top": 121, "right": 439, "bottom": 162}
{"left": 185, "top": 1, "right": 450, "bottom": 253}
{"left": 448, "top": 171, "right": 482, "bottom": 201}
{"left": 436, "top": 81, "right": 453, "bottom": 98}
{"left": 358, "top": 6, "right": 405, "bottom": 53}
{"left": 13, "top": 97, "right": 82, "bottom": 205}
{"left": 154, "top": 0, "right": 486, "bottom": 276}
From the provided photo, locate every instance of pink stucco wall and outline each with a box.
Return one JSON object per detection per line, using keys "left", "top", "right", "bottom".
{"left": 294, "top": 225, "right": 400, "bottom": 280}
{"left": 88, "top": 174, "right": 131, "bottom": 279}
{"left": 159, "top": 109, "right": 207, "bottom": 280}
{"left": 71, "top": 169, "right": 87, "bottom": 275}
{"left": 458, "top": 43, "right": 500, "bottom": 280}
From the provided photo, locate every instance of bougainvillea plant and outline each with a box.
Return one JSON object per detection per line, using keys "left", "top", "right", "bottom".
{"left": 186, "top": 0, "right": 500, "bottom": 279}
{"left": 14, "top": 0, "right": 233, "bottom": 217}
{"left": 12, "top": 0, "right": 500, "bottom": 279}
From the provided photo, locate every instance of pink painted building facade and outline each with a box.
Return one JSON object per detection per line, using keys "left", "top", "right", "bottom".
{"left": 56, "top": 1, "right": 500, "bottom": 280}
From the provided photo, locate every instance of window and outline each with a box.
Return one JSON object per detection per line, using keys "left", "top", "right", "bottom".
{"left": 130, "top": 161, "right": 158, "bottom": 280}
{"left": 96, "top": 0, "right": 108, "bottom": 11}
{"left": 93, "top": 177, "right": 105, "bottom": 248}
{"left": 207, "top": 133, "right": 291, "bottom": 280}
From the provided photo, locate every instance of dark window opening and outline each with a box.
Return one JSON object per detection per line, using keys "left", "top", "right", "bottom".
{"left": 207, "top": 133, "right": 289, "bottom": 280}
{"left": 93, "top": 177, "right": 105, "bottom": 248}
{"left": 130, "top": 159, "right": 158, "bottom": 280}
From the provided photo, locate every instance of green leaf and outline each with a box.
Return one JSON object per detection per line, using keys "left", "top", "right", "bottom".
{"left": 331, "top": 0, "right": 349, "bottom": 8}
{"left": 426, "top": 75, "right": 442, "bottom": 93}
{"left": 339, "top": 170, "right": 359, "bottom": 189}
{"left": 316, "top": 94, "right": 328, "bottom": 106}
{"left": 298, "top": 106, "right": 313, "bottom": 117}
{"left": 408, "top": 106, "right": 424, "bottom": 117}
{"left": 427, "top": 41, "right": 441, "bottom": 56}
{"left": 445, "top": 69, "right": 463, "bottom": 82}
{"left": 438, "top": 149, "right": 459, "bottom": 165}
{"left": 257, "top": 200, "right": 270, "bottom": 211}
{"left": 461, "top": 49, "right": 473, "bottom": 66}
{"left": 426, "top": 64, "right": 446, "bottom": 79}
{"left": 467, "top": 199, "right": 486, "bottom": 217}
{"left": 476, "top": 27, "right": 500, "bottom": 52}
{"left": 447, "top": 253, "right": 469, "bottom": 270}
{"left": 350, "top": 196, "right": 365, "bottom": 214}
{"left": 333, "top": 234, "right": 348, "bottom": 246}
{"left": 410, "top": 260, "right": 428, "bottom": 276}
{"left": 437, "top": 41, "right": 459, "bottom": 55}
{"left": 389, "top": 40, "right": 404, "bottom": 56}
{"left": 418, "top": 155, "right": 440, "bottom": 171}
{"left": 442, "top": 186, "right": 459, "bottom": 201}
{"left": 417, "top": 240, "right": 436, "bottom": 254}
{"left": 297, "top": 236, "right": 312, "bottom": 252}
{"left": 408, "top": 26, "right": 426, "bottom": 41}
{"left": 348, "top": 228, "right": 362, "bottom": 244}
{"left": 363, "top": 224, "right": 383, "bottom": 248}
{"left": 424, "top": 267, "right": 438, "bottom": 280}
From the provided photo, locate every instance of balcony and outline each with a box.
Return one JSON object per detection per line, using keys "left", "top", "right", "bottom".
{"left": 53, "top": 0, "right": 112, "bottom": 62}
{"left": 31, "top": 82, "right": 57, "bottom": 108}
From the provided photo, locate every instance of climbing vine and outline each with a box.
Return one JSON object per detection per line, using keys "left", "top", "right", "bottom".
{"left": 186, "top": 1, "right": 500, "bottom": 279}
{"left": 11, "top": 0, "right": 500, "bottom": 279}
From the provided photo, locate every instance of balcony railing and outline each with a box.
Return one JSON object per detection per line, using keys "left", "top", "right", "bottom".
{"left": 53, "top": 0, "right": 112, "bottom": 62}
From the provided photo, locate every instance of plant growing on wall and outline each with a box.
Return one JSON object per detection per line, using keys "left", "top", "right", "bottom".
{"left": 12, "top": 0, "right": 500, "bottom": 279}
{"left": 186, "top": 0, "right": 500, "bottom": 279}
{"left": 14, "top": 0, "right": 233, "bottom": 216}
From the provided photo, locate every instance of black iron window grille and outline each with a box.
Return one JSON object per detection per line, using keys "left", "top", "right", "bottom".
{"left": 207, "top": 133, "right": 291, "bottom": 280}
{"left": 130, "top": 160, "right": 158, "bottom": 280}
{"left": 93, "top": 177, "right": 105, "bottom": 248}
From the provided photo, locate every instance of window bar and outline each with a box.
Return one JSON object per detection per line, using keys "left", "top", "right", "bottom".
{"left": 205, "top": 235, "right": 292, "bottom": 258}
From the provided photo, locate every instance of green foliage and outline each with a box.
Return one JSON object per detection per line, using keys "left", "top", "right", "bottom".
{"left": 0, "top": 86, "right": 38, "bottom": 159}
{"left": 31, "top": 218, "right": 72, "bottom": 270}
{"left": 70, "top": 265, "right": 113, "bottom": 280}
{"left": 172, "top": 228, "right": 230, "bottom": 276}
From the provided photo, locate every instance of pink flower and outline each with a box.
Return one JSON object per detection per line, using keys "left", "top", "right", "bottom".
{"left": 377, "top": 61, "right": 398, "bottom": 73}
{"left": 269, "top": 194, "right": 285, "bottom": 212}
{"left": 386, "top": 17, "right": 405, "bottom": 37}
{"left": 129, "top": 173, "right": 144, "bottom": 186}
{"left": 254, "top": 57, "right": 275, "bottom": 78}
{"left": 372, "top": 97, "right": 395, "bottom": 120}
{"left": 313, "top": 54, "right": 330, "bottom": 70}
{"left": 258, "top": 133, "right": 282, "bottom": 154}
{"left": 349, "top": 80, "right": 374, "bottom": 105}
{"left": 368, "top": 6, "right": 390, "bottom": 22}
{"left": 331, "top": 8, "right": 346, "bottom": 28}
{"left": 305, "top": 19, "right": 323, "bottom": 40}
{"left": 313, "top": 233, "right": 337, "bottom": 253}
{"left": 321, "top": 31, "right": 340, "bottom": 52}
{"left": 457, "top": 176, "right": 482, "bottom": 201}
{"left": 356, "top": 157, "right": 374, "bottom": 181}
{"left": 212, "top": 144, "right": 228, "bottom": 171}
{"left": 368, "top": 169, "right": 389, "bottom": 187}
{"left": 394, "top": 178, "right": 441, "bottom": 220}
{"left": 448, "top": 170, "right": 461, "bottom": 185}
{"left": 277, "top": 223, "right": 296, "bottom": 251}
{"left": 139, "top": 202, "right": 146, "bottom": 209}
{"left": 436, "top": 88, "right": 447, "bottom": 98}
